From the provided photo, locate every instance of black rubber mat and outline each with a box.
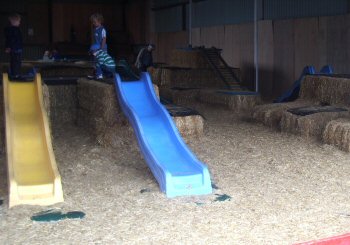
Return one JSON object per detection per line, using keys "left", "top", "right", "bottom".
{"left": 161, "top": 97, "right": 201, "bottom": 117}
{"left": 287, "top": 106, "right": 347, "bottom": 116}
{"left": 164, "top": 104, "right": 201, "bottom": 117}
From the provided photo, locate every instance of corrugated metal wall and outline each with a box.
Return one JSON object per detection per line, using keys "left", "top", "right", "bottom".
{"left": 153, "top": 0, "right": 349, "bottom": 32}
{"left": 264, "top": 0, "right": 348, "bottom": 20}
{"left": 154, "top": 6, "right": 183, "bottom": 32}
{"left": 153, "top": 0, "right": 184, "bottom": 8}
{"left": 192, "top": 0, "right": 256, "bottom": 27}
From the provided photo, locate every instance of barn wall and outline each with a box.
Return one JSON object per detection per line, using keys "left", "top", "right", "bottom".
{"left": 153, "top": 13, "right": 350, "bottom": 99}
{"left": 52, "top": 2, "right": 124, "bottom": 44}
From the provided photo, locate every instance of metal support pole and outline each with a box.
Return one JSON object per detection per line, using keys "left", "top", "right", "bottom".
{"left": 254, "top": 0, "right": 259, "bottom": 93}
{"left": 189, "top": 0, "right": 192, "bottom": 48}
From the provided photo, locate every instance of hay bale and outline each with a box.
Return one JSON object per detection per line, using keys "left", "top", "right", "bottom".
{"left": 44, "top": 84, "right": 77, "bottom": 126}
{"left": 199, "top": 90, "right": 261, "bottom": 112}
{"left": 149, "top": 67, "right": 163, "bottom": 86}
{"left": 252, "top": 100, "right": 310, "bottom": 129}
{"left": 280, "top": 110, "right": 349, "bottom": 139}
{"left": 323, "top": 118, "right": 350, "bottom": 152}
{"left": 77, "top": 78, "right": 126, "bottom": 133}
{"left": 300, "top": 76, "right": 350, "bottom": 106}
{"left": 98, "top": 114, "right": 204, "bottom": 147}
{"left": 170, "top": 49, "right": 211, "bottom": 68}
{"left": 77, "top": 79, "right": 201, "bottom": 147}
{"left": 173, "top": 115, "right": 204, "bottom": 138}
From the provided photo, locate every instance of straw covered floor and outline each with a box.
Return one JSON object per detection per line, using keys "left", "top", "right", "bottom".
{"left": 1, "top": 103, "right": 350, "bottom": 244}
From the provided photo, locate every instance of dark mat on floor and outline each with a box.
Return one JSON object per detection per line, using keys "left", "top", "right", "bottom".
{"left": 161, "top": 98, "right": 201, "bottom": 117}
{"left": 287, "top": 106, "right": 347, "bottom": 116}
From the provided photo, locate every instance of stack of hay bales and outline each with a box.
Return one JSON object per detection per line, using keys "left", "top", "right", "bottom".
{"left": 252, "top": 100, "right": 311, "bottom": 129}
{"left": 253, "top": 75, "right": 350, "bottom": 144}
{"left": 35, "top": 63, "right": 92, "bottom": 129}
{"left": 77, "top": 78, "right": 131, "bottom": 148}
{"left": 77, "top": 78, "right": 203, "bottom": 148}
{"left": 299, "top": 76, "right": 350, "bottom": 105}
{"left": 281, "top": 109, "right": 348, "bottom": 139}
{"left": 151, "top": 48, "right": 256, "bottom": 111}
{"left": 280, "top": 76, "right": 350, "bottom": 139}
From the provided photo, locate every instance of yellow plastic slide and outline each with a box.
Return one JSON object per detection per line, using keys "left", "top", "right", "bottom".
{"left": 3, "top": 73, "right": 63, "bottom": 207}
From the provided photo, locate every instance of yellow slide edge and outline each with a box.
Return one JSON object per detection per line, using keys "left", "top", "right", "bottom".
{"left": 3, "top": 73, "right": 64, "bottom": 207}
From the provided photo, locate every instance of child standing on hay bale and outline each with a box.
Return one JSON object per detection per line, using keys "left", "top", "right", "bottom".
{"left": 90, "top": 13, "right": 107, "bottom": 52}
{"left": 135, "top": 44, "right": 155, "bottom": 72}
{"left": 4, "top": 13, "right": 23, "bottom": 79}
{"left": 89, "top": 44, "right": 116, "bottom": 79}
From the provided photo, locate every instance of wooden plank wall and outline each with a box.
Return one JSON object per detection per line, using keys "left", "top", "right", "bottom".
{"left": 151, "top": 31, "right": 188, "bottom": 65}
{"left": 258, "top": 20, "right": 274, "bottom": 98}
{"left": 273, "top": 19, "right": 295, "bottom": 98}
{"left": 52, "top": 3, "right": 124, "bottom": 44}
{"left": 153, "top": 14, "right": 350, "bottom": 99}
{"left": 0, "top": 2, "right": 49, "bottom": 46}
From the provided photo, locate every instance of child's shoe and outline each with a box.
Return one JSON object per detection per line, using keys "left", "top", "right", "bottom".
{"left": 87, "top": 75, "right": 103, "bottom": 80}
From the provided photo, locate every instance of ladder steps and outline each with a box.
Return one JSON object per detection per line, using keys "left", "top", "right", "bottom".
{"left": 203, "top": 48, "right": 243, "bottom": 91}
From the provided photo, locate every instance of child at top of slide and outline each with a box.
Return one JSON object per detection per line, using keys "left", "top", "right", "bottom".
{"left": 4, "top": 13, "right": 23, "bottom": 79}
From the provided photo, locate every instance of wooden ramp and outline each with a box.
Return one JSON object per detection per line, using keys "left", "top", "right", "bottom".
{"left": 3, "top": 73, "right": 63, "bottom": 207}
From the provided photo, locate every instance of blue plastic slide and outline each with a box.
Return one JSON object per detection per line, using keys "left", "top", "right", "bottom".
{"left": 114, "top": 73, "right": 212, "bottom": 197}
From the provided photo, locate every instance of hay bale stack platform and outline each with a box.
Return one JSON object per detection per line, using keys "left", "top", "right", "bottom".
{"left": 281, "top": 109, "right": 349, "bottom": 139}
{"left": 76, "top": 78, "right": 204, "bottom": 146}
{"left": 252, "top": 75, "right": 350, "bottom": 148}
{"left": 151, "top": 48, "right": 259, "bottom": 112}
{"left": 77, "top": 79, "right": 131, "bottom": 148}
{"left": 252, "top": 100, "right": 310, "bottom": 129}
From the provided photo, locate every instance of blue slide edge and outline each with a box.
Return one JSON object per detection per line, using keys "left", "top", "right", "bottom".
{"left": 274, "top": 65, "right": 333, "bottom": 103}
{"left": 114, "top": 72, "right": 212, "bottom": 197}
